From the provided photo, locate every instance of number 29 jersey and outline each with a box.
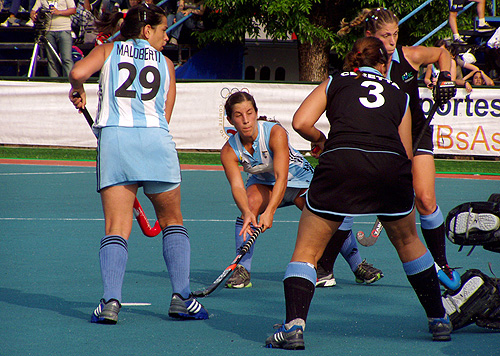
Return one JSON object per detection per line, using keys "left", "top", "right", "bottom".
{"left": 324, "top": 67, "right": 409, "bottom": 157}
{"left": 96, "top": 39, "right": 170, "bottom": 130}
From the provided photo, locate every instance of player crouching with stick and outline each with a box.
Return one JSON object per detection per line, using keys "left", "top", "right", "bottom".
{"left": 69, "top": 3, "right": 208, "bottom": 324}
{"left": 265, "top": 37, "right": 451, "bottom": 350}
{"left": 220, "top": 92, "right": 380, "bottom": 290}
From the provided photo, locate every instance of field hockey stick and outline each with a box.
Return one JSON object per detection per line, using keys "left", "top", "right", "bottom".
{"left": 192, "top": 227, "right": 263, "bottom": 298}
{"left": 356, "top": 100, "right": 440, "bottom": 247}
{"left": 72, "top": 92, "right": 162, "bottom": 237}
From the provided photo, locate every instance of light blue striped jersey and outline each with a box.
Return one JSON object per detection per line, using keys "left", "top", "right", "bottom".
{"left": 228, "top": 120, "right": 314, "bottom": 188}
{"left": 96, "top": 39, "right": 170, "bottom": 130}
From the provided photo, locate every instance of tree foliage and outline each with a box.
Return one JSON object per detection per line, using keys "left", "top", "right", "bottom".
{"left": 198, "top": 0, "right": 487, "bottom": 79}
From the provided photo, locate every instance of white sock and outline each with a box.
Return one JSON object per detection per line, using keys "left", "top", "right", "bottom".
{"left": 285, "top": 318, "right": 306, "bottom": 331}
{"left": 479, "top": 18, "right": 486, "bottom": 26}
{"left": 453, "top": 33, "right": 461, "bottom": 40}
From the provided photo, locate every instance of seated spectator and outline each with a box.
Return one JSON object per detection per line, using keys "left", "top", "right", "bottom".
{"left": 449, "top": 0, "right": 495, "bottom": 44}
{"left": 167, "top": 0, "right": 205, "bottom": 46}
{"left": 464, "top": 70, "right": 495, "bottom": 86}
{"left": 424, "top": 39, "right": 478, "bottom": 94}
{"left": 1, "top": 0, "right": 35, "bottom": 26}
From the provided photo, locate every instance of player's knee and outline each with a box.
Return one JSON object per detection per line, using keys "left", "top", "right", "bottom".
{"left": 415, "top": 194, "right": 436, "bottom": 215}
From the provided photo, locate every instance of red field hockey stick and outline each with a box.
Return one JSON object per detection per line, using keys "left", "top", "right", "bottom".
{"left": 72, "top": 92, "right": 161, "bottom": 237}
{"left": 356, "top": 100, "right": 441, "bottom": 247}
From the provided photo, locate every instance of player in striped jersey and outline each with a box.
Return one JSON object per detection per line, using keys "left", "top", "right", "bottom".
{"left": 221, "top": 91, "right": 382, "bottom": 290}
{"left": 69, "top": 3, "right": 208, "bottom": 324}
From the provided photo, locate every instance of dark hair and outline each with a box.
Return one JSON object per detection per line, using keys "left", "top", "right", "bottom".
{"left": 434, "top": 39, "right": 449, "bottom": 49}
{"left": 338, "top": 8, "right": 398, "bottom": 36}
{"left": 120, "top": 4, "right": 166, "bottom": 39}
{"left": 343, "top": 37, "right": 389, "bottom": 74}
{"left": 94, "top": 11, "right": 124, "bottom": 36}
{"left": 224, "top": 91, "right": 258, "bottom": 119}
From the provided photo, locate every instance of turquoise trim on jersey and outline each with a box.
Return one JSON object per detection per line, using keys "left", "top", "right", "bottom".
{"left": 325, "top": 75, "right": 334, "bottom": 94}
{"left": 358, "top": 66, "right": 383, "bottom": 76}
{"left": 227, "top": 121, "right": 313, "bottom": 189}
{"left": 387, "top": 47, "right": 401, "bottom": 82}
{"left": 96, "top": 39, "right": 170, "bottom": 130}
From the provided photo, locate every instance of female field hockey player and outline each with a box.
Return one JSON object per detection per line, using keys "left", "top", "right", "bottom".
{"left": 265, "top": 37, "right": 452, "bottom": 350}
{"left": 221, "top": 92, "right": 382, "bottom": 289}
{"left": 319, "top": 7, "right": 461, "bottom": 291}
{"left": 69, "top": 3, "right": 208, "bottom": 324}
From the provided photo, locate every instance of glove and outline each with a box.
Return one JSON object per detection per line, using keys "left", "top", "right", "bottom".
{"left": 432, "top": 71, "right": 456, "bottom": 107}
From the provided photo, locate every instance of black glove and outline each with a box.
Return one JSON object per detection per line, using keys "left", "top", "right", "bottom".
{"left": 432, "top": 71, "right": 456, "bottom": 107}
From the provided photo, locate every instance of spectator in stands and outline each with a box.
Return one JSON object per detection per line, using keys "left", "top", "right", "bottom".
{"left": 124, "top": 0, "right": 139, "bottom": 10}
{"left": 1, "top": 0, "right": 35, "bottom": 26}
{"left": 71, "top": 0, "right": 97, "bottom": 44}
{"left": 167, "top": 0, "right": 205, "bottom": 46}
{"left": 30, "top": 0, "right": 76, "bottom": 77}
{"left": 449, "top": 0, "right": 495, "bottom": 44}
{"left": 464, "top": 69, "right": 495, "bottom": 85}
{"left": 424, "top": 39, "right": 478, "bottom": 94}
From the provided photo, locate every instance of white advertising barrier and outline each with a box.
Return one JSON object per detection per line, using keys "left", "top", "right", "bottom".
{"left": 419, "top": 87, "right": 500, "bottom": 157}
{"left": 0, "top": 80, "right": 499, "bottom": 156}
{"left": 0, "top": 80, "right": 323, "bottom": 150}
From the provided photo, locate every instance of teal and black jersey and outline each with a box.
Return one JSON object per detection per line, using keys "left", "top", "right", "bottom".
{"left": 325, "top": 67, "right": 410, "bottom": 157}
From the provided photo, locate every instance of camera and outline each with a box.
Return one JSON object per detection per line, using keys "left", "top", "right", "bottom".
{"left": 34, "top": 7, "right": 50, "bottom": 33}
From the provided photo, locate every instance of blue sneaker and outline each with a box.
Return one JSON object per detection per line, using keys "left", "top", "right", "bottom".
{"left": 91, "top": 299, "right": 121, "bottom": 324}
{"left": 428, "top": 314, "right": 452, "bottom": 341}
{"left": 265, "top": 323, "right": 305, "bottom": 350}
{"left": 435, "top": 263, "right": 461, "bottom": 291}
{"left": 168, "top": 293, "right": 209, "bottom": 320}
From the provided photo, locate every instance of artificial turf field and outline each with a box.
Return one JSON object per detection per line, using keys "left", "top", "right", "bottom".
{"left": 0, "top": 161, "right": 499, "bottom": 356}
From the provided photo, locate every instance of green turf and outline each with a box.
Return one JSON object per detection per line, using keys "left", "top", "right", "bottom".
{"left": 0, "top": 146, "right": 498, "bottom": 175}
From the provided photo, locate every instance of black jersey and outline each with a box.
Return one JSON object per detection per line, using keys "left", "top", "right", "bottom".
{"left": 388, "top": 46, "right": 427, "bottom": 138}
{"left": 306, "top": 68, "right": 414, "bottom": 218}
{"left": 325, "top": 68, "right": 409, "bottom": 157}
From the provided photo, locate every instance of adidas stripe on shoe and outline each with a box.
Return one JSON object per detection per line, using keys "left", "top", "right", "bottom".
{"left": 265, "top": 323, "right": 305, "bottom": 350}
{"left": 168, "top": 293, "right": 209, "bottom": 320}
{"left": 91, "top": 298, "right": 121, "bottom": 324}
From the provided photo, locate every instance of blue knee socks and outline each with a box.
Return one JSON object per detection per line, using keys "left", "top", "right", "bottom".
{"left": 420, "top": 206, "right": 448, "bottom": 267}
{"left": 163, "top": 225, "right": 191, "bottom": 299}
{"left": 100, "top": 235, "right": 128, "bottom": 303}
{"left": 283, "top": 262, "right": 317, "bottom": 324}
{"left": 403, "top": 251, "right": 445, "bottom": 318}
{"left": 340, "top": 230, "right": 363, "bottom": 272}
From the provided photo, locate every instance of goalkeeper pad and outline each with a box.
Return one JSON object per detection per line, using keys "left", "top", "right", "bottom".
{"left": 442, "top": 269, "right": 500, "bottom": 330}
{"left": 446, "top": 195, "right": 500, "bottom": 252}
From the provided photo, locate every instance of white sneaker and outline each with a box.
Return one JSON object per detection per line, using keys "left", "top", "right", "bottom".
{"left": 1, "top": 16, "right": 20, "bottom": 27}
{"left": 451, "top": 212, "right": 500, "bottom": 235}
{"left": 25, "top": 19, "right": 34, "bottom": 27}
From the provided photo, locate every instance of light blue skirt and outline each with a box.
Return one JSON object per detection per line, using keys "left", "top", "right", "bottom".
{"left": 96, "top": 126, "right": 181, "bottom": 192}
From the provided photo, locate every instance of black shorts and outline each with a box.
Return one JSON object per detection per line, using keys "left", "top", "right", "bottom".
{"left": 306, "top": 148, "right": 414, "bottom": 220}
{"left": 449, "top": 0, "right": 468, "bottom": 12}
{"left": 414, "top": 123, "right": 434, "bottom": 156}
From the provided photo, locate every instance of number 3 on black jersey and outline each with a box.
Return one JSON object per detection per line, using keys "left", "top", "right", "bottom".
{"left": 359, "top": 81, "right": 385, "bottom": 109}
{"left": 115, "top": 62, "right": 161, "bottom": 101}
